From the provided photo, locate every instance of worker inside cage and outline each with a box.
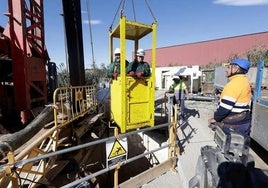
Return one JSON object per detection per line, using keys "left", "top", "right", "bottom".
{"left": 107, "top": 48, "right": 129, "bottom": 80}
{"left": 127, "top": 48, "right": 151, "bottom": 78}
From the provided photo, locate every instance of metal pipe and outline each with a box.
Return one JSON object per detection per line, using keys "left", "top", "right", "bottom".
{"left": 0, "top": 122, "right": 170, "bottom": 172}
{"left": 61, "top": 141, "right": 172, "bottom": 188}
{"left": 0, "top": 105, "right": 54, "bottom": 160}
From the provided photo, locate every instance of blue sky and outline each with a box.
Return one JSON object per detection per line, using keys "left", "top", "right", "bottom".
{"left": 1, "top": 0, "right": 268, "bottom": 69}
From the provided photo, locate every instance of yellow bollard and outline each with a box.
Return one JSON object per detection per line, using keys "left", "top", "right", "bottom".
{"left": 113, "top": 127, "right": 120, "bottom": 188}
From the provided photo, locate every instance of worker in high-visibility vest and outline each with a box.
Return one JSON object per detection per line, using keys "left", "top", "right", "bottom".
{"left": 208, "top": 58, "right": 252, "bottom": 136}
{"left": 170, "top": 75, "right": 190, "bottom": 120}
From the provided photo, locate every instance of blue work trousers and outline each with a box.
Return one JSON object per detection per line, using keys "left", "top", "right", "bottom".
{"left": 222, "top": 122, "right": 251, "bottom": 136}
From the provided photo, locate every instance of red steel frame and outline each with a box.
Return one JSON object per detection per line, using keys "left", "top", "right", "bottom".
{"left": 5, "top": 0, "right": 48, "bottom": 122}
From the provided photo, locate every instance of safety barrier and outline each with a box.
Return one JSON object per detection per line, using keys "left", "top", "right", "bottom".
{"left": 53, "top": 85, "right": 98, "bottom": 128}
{"left": 0, "top": 121, "right": 179, "bottom": 188}
{"left": 0, "top": 87, "right": 181, "bottom": 187}
{"left": 0, "top": 85, "right": 98, "bottom": 188}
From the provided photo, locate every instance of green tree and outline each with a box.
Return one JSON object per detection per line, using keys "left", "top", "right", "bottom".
{"left": 57, "top": 63, "right": 70, "bottom": 87}
{"left": 85, "top": 63, "right": 107, "bottom": 87}
{"left": 246, "top": 45, "right": 268, "bottom": 67}
{"left": 202, "top": 45, "right": 268, "bottom": 69}
{"left": 56, "top": 62, "right": 108, "bottom": 88}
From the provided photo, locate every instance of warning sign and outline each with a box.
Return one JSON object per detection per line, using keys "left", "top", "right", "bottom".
{"left": 106, "top": 138, "right": 128, "bottom": 167}
{"left": 108, "top": 140, "right": 127, "bottom": 159}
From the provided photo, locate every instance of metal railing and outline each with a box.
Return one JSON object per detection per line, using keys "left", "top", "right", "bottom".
{"left": 0, "top": 121, "right": 179, "bottom": 188}
{"left": 53, "top": 85, "right": 98, "bottom": 128}
{"left": 0, "top": 85, "right": 99, "bottom": 188}
{"left": 0, "top": 87, "right": 180, "bottom": 188}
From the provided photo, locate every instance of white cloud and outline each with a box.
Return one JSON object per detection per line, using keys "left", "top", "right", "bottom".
{"left": 213, "top": 0, "right": 268, "bottom": 6}
{"left": 83, "top": 20, "right": 102, "bottom": 25}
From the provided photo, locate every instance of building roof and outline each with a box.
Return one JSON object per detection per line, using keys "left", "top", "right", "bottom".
{"left": 144, "top": 32, "right": 268, "bottom": 67}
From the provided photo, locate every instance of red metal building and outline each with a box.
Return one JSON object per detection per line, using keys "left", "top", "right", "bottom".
{"left": 144, "top": 32, "right": 268, "bottom": 67}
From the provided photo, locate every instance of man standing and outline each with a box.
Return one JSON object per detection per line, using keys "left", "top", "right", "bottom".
{"left": 107, "top": 48, "right": 129, "bottom": 79}
{"left": 208, "top": 58, "right": 252, "bottom": 135}
{"left": 127, "top": 48, "right": 151, "bottom": 78}
{"left": 170, "top": 75, "right": 190, "bottom": 120}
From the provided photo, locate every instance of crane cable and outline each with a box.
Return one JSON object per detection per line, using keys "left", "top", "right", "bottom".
{"left": 59, "top": 3, "right": 70, "bottom": 86}
{"left": 86, "top": 0, "right": 96, "bottom": 69}
{"left": 144, "top": 0, "right": 157, "bottom": 23}
{"left": 109, "top": 0, "right": 126, "bottom": 32}
{"left": 131, "top": 0, "right": 136, "bottom": 22}
{"left": 109, "top": 0, "right": 157, "bottom": 31}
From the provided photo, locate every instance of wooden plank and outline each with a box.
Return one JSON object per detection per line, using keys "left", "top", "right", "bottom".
{"left": 45, "top": 160, "right": 69, "bottom": 181}
{"left": 119, "top": 156, "right": 177, "bottom": 188}
{"left": 74, "top": 113, "right": 103, "bottom": 138}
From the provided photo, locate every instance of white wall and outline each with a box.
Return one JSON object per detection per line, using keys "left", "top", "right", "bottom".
{"left": 155, "top": 66, "right": 202, "bottom": 93}
{"left": 155, "top": 66, "right": 184, "bottom": 90}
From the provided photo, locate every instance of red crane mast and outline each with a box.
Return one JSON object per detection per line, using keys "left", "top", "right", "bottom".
{"left": 2, "top": 0, "right": 48, "bottom": 124}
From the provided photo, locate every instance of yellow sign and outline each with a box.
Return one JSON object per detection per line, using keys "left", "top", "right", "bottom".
{"left": 108, "top": 139, "right": 127, "bottom": 159}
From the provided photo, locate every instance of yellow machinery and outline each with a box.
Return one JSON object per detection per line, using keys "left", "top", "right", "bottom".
{"left": 109, "top": 16, "right": 157, "bottom": 133}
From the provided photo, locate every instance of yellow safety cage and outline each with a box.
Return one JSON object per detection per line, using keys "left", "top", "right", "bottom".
{"left": 109, "top": 16, "right": 157, "bottom": 133}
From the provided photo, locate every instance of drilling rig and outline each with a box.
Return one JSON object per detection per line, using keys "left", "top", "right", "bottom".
{"left": 0, "top": 0, "right": 87, "bottom": 130}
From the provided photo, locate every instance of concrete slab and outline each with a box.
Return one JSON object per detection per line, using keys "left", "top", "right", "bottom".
{"left": 143, "top": 91, "right": 268, "bottom": 188}
{"left": 141, "top": 95, "right": 217, "bottom": 188}
{"left": 176, "top": 100, "right": 216, "bottom": 188}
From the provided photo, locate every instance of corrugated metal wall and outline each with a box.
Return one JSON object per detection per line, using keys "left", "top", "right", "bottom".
{"left": 145, "top": 32, "right": 268, "bottom": 67}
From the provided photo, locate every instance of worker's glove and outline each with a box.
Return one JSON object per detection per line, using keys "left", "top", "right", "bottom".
{"left": 113, "top": 72, "right": 118, "bottom": 79}
{"left": 128, "top": 71, "right": 135, "bottom": 76}
{"left": 136, "top": 72, "right": 143, "bottom": 78}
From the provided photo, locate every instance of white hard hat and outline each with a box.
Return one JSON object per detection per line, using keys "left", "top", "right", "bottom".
{"left": 136, "top": 48, "right": 145, "bottom": 56}
{"left": 114, "top": 48, "right": 120, "bottom": 54}
{"left": 172, "top": 75, "right": 180, "bottom": 80}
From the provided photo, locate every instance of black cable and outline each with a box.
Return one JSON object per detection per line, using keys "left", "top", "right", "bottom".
{"left": 121, "top": 0, "right": 126, "bottom": 17}
{"left": 109, "top": 0, "right": 125, "bottom": 32}
{"left": 86, "top": 0, "right": 96, "bottom": 70}
{"left": 131, "top": 0, "right": 136, "bottom": 21}
{"left": 144, "top": 0, "right": 157, "bottom": 23}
